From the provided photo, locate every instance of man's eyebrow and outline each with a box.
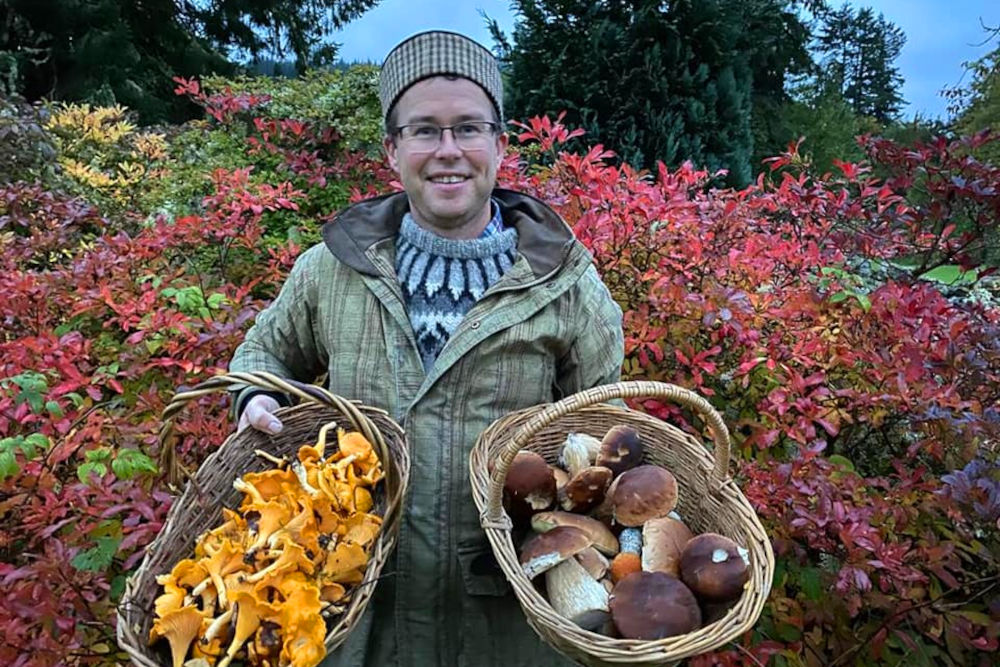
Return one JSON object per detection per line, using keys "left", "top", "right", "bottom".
{"left": 400, "top": 113, "right": 490, "bottom": 124}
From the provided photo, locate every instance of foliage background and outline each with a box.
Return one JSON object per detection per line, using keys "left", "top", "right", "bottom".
{"left": 1, "top": 62, "right": 998, "bottom": 666}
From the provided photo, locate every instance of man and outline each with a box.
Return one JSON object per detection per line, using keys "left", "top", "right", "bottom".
{"left": 230, "top": 30, "right": 624, "bottom": 666}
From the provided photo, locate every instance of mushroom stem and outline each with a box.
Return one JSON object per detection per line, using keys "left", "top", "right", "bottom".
{"left": 254, "top": 449, "right": 287, "bottom": 468}
{"left": 291, "top": 460, "right": 320, "bottom": 496}
{"left": 315, "top": 420, "right": 338, "bottom": 460}
{"left": 545, "top": 557, "right": 610, "bottom": 631}
{"left": 202, "top": 607, "right": 234, "bottom": 643}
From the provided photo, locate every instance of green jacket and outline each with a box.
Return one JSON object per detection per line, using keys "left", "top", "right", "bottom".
{"left": 229, "top": 189, "right": 625, "bottom": 667}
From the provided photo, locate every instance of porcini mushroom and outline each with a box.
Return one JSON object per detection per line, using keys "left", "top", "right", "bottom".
{"left": 545, "top": 555, "right": 610, "bottom": 631}
{"left": 642, "top": 516, "right": 694, "bottom": 576}
{"left": 559, "top": 466, "right": 613, "bottom": 514}
{"left": 558, "top": 433, "right": 594, "bottom": 477}
{"left": 610, "top": 571, "right": 702, "bottom": 639}
{"left": 610, "top": 465, "right": 678, "bottom": 527}
{"left": 530, "top": 511, "right": 619, "bottom": 556}
{"left": 149, "top": 605, "right": 204, "bottom": 667}
{"left": 574, "top": 547, "right": 610, "bottom": 580}
{"left": 519, "top": 525, "right": 592, "bottom": 579}
{"left": 550, "top": 465, "right": 570, "bottom": 493}
{"left": 595, "top": 425, "right": 644, "bottom": 476}
{"left": 502, "top": 451, "right": 556, "bottom": 523}
{"left": 679, "top": 533, "right": 750, "bottom": 602}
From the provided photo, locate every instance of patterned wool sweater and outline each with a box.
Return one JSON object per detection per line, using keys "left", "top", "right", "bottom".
{"left": 395, "top": 208, "right": 518, "bottom": 371}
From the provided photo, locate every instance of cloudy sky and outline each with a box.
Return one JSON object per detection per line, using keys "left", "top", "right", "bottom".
{"left": 330, "top": 0, "right": 999, "bottom": 121}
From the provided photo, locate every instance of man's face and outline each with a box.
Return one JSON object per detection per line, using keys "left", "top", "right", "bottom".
{"left": 384, "top": 76, "right": 508, "bottom": 240}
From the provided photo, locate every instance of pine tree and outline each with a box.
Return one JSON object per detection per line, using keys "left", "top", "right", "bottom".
{"left": 0, "top": 0, "right": 380, "bottom": 123}
{"left": 495, "top": 0, "right": 757, "bottom": 185}
{"left": 815, "top": 5, "right": 905, "bottom": 122}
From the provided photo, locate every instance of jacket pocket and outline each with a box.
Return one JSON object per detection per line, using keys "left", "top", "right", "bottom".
{"left": 457, "top": 541, "right": 511, "bottom": 597}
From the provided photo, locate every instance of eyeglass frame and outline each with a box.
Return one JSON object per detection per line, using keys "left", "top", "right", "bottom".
{"left": 390, "top": 120, "right": 504, "bottom": 152}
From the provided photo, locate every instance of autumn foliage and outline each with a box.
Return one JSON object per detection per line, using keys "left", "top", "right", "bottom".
{"left": 1, "top": 77, "right": 998, "bottom": 666}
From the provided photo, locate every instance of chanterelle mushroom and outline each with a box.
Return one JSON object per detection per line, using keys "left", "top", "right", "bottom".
{"left": 217, "top": 591, "right": 281, "bottom": 667}
{"left": 149, "top": 605, "right": 203, "bottom": 667}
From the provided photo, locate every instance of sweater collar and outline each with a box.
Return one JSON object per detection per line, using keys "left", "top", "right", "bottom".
{"left": 320, "top": 188, "right": 577, "bottom": 278}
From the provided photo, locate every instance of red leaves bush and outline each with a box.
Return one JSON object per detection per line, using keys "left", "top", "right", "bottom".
{"left": 1, "top": 83, "right": 998, "bottom": 665}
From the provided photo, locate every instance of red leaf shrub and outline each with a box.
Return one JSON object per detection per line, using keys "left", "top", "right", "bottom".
{"left": 1, "top": 90, "right": 997, "bottom": 665}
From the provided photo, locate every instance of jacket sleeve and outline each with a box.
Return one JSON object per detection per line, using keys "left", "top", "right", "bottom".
{"left": 228, "top": 246, "right": 326, "bottom": 416}
{"left": 554, "top": 264, "right": 625, "bottom": 400}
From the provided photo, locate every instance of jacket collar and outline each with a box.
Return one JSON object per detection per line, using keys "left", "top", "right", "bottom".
{"left": 320, "top": 188, "right": 577, "bottom": 278}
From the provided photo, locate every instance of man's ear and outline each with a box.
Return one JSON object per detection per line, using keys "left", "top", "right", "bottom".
{"left": 383, "top": 135, "right": 400, "bottom": 173}
{"left": 495, "top": 131, "right": 509, "bottom": 169}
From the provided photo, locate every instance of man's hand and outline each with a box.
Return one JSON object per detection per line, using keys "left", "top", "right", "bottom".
{"left": 237, "top": 394, "right": 284, "bottom": 435}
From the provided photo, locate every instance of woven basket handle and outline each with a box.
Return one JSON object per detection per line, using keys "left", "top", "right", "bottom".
{"left": 158, "top": 371, "right": 388, "bottom": 487}
{"left": 484, "top": 380, "right": 732, "bottom": 525}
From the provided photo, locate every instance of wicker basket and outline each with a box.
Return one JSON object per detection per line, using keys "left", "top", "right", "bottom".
{"left": 116, "top": 371, "right": 410, "bottom": 667}
{"left": 470, "top": 381, "right": 773, "bottom": 666}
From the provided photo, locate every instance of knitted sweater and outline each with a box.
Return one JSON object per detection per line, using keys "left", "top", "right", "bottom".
{"left": 395, "top": 211, "right": 518, "bottom": 371}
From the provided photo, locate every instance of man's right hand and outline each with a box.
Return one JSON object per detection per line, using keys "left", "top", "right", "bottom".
{"left": 237, "top": 394, "right": 284, "bottom": 435}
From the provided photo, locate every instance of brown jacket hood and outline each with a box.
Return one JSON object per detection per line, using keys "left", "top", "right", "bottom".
{"left": 320, "top": 188, "right": 578, "bottom": 278}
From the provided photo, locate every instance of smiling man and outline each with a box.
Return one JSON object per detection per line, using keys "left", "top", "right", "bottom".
{"left": 229, "top": 30, "right": 625, "bottom": 666}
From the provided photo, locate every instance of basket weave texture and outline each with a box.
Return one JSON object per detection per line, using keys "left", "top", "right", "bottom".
{"left": 116, "top": 371, "right": 410, "bottom": 667}
{"left": 470, "top": 381, "right": 774, "bottom": 666}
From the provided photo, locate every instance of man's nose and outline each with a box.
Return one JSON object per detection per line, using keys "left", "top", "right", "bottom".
{"left": 434, "top": 128, "right": 464, "bottom": 157}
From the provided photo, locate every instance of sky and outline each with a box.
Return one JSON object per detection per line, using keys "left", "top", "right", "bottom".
{"left": 330, "top": 0, "right": 999, "bottom": 121}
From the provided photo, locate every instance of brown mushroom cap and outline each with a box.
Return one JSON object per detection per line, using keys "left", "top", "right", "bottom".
{"left": 574, "top": 547, "right": 610, "bottom": 580}
{"left": 610, "top": 465, "right": 678, "bottom": 527}
{"left": 550, "top": 465, "right": 571, "bottom": 493}
{"left": 559, "top": 466, "right": 613, "bottom": 514}
{"left": 641, "top": 516, "right": 694, "bottom": 576}
{"left": 503, "top": 451, "right": 556, "bottom": 523}
{"left": 680, "top": 533, "right": 750, "bottom": 602}
{"left": 609, "top": 571, "right": 702, "bottom": 639}
{"left": 519, "top": 526, "right": 592, "bottom": 579}
{"left": 531, "top": 511, "right": 619, "bottom": 556}
{"left": 596, "top": 425, "right": 644, "bottom": 476}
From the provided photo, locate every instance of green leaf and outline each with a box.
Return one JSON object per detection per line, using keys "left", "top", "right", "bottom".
{"left": 110, "top": 574, "right": 127, "bottom": 601}
{"left": 855, "top": 292, "right": 871, "bottom": 312}
{"left": 25, "top": 434, "right": 50, "bottom": 450}
{"left": 829, "top": 291, "right": 849, "bottom": 303}
{"left": 77, "top": 461, "right": 107, "bottom": 483}
{"left": 799, "top": 566, "right": 823, "bottom": 601}
{"left": 71, "top": 535, "right": 121, "bottom": 572}
{"left": 45, "top": 400, "right": 63, "bottom": 418}
{"left": 0, "top": 450, "right": 19, "bottom": 481}
{"left": 84, "top": 447, "right": 111, "bottom": 463}
{"left": 207, "top": 293, "right": 226, "bottom": 309}
{"left": 775, "top": 621, "right": 802, "bottom": 642}
{"left": 112, "top": 449, "right": 158, "bottom": 480}
{"left": 827, "top": 454, "right": 855, "bottom": 472}
{"left": 920, "top": 265, "right": 977, "bottom": 285}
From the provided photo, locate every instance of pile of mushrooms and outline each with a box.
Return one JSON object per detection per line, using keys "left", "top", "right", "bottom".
{"left": 505, "top": 426, "right": 750, "bottom": 640}
{"left": 149, "top": 422, "right": 385, "bottom": 667}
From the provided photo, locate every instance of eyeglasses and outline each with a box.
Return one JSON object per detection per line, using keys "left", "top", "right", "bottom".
{"left": 394, "top": 121, "right": 501, "bottom": 152}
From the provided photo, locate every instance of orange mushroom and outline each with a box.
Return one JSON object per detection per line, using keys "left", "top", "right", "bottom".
{"left": 216, "top": 591, "right": 281, "bottom": 667}
{"left": 322, "top": 542, "right": 368, "bottom": 585}
{"left": 148, "top": 605, "right": 203, "bottom": 667}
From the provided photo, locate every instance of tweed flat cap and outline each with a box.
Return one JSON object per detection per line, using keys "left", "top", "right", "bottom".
{"left": 379, "top": 30, "right": 503, "bottom": 124}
